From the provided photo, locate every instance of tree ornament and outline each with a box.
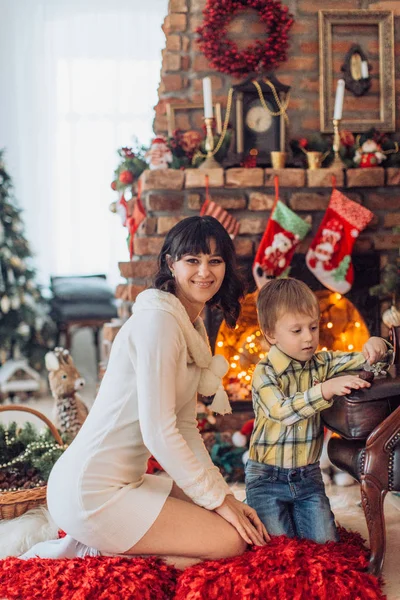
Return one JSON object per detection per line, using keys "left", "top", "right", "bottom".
{"left": 306, "top": 189, "right": 374, "bottom": 294}
{"left": 9, "top": 255, "right": 23, "bottom": 270}
{"left": 382, "top": 305, "right": 400, "bottom": 328}
{"left": 0, "top": 295, "right": 10, "bottom": 314}
{"left": 7, "top": 268, "right": 15, "bottom": 285}
{"left": 11, "top": 295, "right": 20, "bottom": 310}
{"left": 17, "top": 322, "right": 30, "bottom": 337}
{"left": 197, "top": 0, "right": 294, "bottom": 77}
{"left": 119, "top": 170, "right": 134, "bottom": 185}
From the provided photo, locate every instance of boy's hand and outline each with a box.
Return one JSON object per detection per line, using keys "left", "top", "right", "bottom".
{"left": 362, "top": 337, "right": 388, "bottom": 365}
{"left": 321, "top": 375, "right": 371, "bottom": 401}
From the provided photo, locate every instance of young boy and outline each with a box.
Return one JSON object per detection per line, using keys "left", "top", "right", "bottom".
{"left": 245, "top": 277, "right": 392, "bottom": 543}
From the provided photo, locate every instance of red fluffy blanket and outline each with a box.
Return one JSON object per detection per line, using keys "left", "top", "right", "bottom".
{"left": 0, "top": 530, "right": 385, "bottom": 600}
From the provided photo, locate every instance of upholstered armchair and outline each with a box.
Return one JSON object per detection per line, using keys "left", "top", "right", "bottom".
{"left": 322, "top": 327, "right": 400, "bottom": 576}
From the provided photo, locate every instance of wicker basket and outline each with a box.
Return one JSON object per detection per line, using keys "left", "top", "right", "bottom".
{"left": 0, "top": 404, "right": 64, "bottom": 520}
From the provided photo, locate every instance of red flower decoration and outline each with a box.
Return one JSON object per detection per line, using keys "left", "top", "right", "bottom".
{"left": 298, "top": 137, "right": 308, "bottom": 149}
{"left": 340, "top": 130, "right": 355, "bottom": 148}
{"left": 119, "top": 170, "right": 134, "bottom": 185}
{"left": 197, "top": 0, "right": 294, "bottom": 77}
{"left": 121, "top": 147, "right": 135, "bottom": 158}
{"left": 181, "top": 130, "right": 202, "bottom": 154}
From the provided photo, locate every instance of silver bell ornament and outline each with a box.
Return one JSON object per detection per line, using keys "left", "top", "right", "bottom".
{"left": 382, "top": 305, "right": 400, "bottom": 328}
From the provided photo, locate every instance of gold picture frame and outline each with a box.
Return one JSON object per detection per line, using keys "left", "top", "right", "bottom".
{"left": 319, "top": 10, "right": 395, "bottom": 133}
{"left": 166, "top": 102, "right": 222, "bottom": 137}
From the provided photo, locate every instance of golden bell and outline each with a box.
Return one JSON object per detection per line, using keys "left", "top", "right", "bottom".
{"left": 270, "top": 151, "right": 287, "bottom": 169}
{"left": 306, "top": 151, "right": 323, "bottom": 170}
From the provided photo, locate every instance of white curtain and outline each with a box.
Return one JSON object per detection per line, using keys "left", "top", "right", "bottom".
{"left": 0, "top": 0, "right": 167, "bottom": 286}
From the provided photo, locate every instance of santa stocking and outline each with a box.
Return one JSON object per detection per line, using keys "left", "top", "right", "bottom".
{"left": 253, "top": 197, "right": 311, "bottom": 289}
{"left": 306, "top": 189, "right": 373, "bottom": 294}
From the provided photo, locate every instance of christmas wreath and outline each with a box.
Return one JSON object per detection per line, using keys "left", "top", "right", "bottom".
{"left": 197, "top": 0, "right": 293, "bottom": 77}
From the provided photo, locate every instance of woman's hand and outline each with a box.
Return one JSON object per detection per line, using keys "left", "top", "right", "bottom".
{"left": 214, "top": 494, "right": 270, "bottom": 546}
{"left": 362, "top": 337, "right": 388, "bottom": 365}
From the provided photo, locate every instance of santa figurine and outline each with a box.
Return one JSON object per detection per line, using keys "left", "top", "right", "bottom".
{"left": 354, "top": 138, "right": 386, "bottom": 168}
{"left": 307, "top": 219, "right": 343, "bottom": 273}
{"left": 145, "top": 136, "right": 173, "bottom": 170}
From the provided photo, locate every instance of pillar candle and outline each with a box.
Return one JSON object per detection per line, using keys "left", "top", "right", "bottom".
{"left": 202, "top": 77, "right": 213, "bottom": 119}
{"left": 333, "top": 79, "right": 345, "bottom": 120}
{"left": 279, "top": 93, "right": 285, "bottom": 152}
{"left": 361, "top": 61, "right": 369, "bottom": 79}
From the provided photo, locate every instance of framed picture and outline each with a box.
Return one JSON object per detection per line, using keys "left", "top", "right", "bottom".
{"left": 319, "top": 10, "right": 395, "bottom": 133}
{"left": 166, "top": 102, "right": 222, "bottom": 137}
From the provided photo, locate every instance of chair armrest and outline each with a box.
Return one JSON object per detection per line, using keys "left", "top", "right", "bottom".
{"left": 363, "top": 404, "right": 400, "bottom": 489}
{"left": 366, "top": 403, "right": 400, "bottom": 451}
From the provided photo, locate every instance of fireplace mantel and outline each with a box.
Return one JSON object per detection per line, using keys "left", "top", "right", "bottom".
{"left": 117, "top": 165, "right": 400, "bottom": 339}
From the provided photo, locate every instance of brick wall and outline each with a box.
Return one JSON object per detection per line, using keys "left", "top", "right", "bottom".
{"left": 154, "top": 0, "right": 400, "bottom": 136}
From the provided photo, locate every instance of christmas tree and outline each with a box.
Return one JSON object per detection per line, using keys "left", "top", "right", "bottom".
{"left": 0, "top": 149, "right": 56, "bottom": 370}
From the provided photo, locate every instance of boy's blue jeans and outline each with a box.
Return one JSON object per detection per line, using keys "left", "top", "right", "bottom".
{"left": 245, "top": 459, "right": 339, "bottom": 543}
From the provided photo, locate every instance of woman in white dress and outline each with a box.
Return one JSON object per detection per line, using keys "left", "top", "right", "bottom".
{"left": 23, "top": 216, "right": 269, "bottom": 568}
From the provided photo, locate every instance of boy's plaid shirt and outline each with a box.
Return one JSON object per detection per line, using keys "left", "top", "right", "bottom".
{"left": 249, "top": 344, "right": 391, "bottom": 469}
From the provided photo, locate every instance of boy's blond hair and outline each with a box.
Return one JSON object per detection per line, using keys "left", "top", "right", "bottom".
{"left": 257, "top": 277, "right": 320, "bottom": 336}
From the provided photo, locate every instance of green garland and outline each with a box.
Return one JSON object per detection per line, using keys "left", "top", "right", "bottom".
{"left": 0, "top": 420, "right": 67, "bottom": 483}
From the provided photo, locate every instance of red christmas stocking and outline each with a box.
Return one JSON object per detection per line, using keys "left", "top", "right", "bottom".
{"left": 253, "top": 199, "right": 311, "bottom": 289}
{"left": 306, "top": 189, "right": 373, "bottom": 294}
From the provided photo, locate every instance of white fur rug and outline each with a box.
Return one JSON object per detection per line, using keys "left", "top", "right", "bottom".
{"left": 0, "top": 506, "right": 58, "bottom": 558}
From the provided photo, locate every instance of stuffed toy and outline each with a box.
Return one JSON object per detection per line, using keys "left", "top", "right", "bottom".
{"left": 145, "top": 136, "right": 173, "bottom": 170}
{"left": 354, "top": 138, "right": 386, "bottom": 168}
{"left": 45, "top": 348, "right": 88, "bottom": 443}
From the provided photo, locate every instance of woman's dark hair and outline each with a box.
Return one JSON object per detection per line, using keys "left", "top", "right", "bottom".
{"left": 153, "top": 216, "right": 245, "bottom": 327}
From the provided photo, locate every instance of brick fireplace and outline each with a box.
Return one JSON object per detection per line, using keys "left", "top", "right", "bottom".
{"left": 118, "top": 164, "right": 400, "bottom": 337}
{"left": 112, "top": 0, "right": 400, "bottom": 409}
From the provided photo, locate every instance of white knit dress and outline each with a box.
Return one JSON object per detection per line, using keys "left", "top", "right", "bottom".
{"left": 46, "top": 290, "right": 232, "bottom": 554}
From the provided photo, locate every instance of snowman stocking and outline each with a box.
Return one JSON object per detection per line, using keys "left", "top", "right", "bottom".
{"left": 253, "top": 200, "right": 311, "bottom": 289}
{"left": 306, "top": 189, "right": 373, "bottom": 294}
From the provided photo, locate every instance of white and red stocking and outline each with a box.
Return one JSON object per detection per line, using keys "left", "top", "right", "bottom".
{"left": 306, "top": 189, "right": 373, "bottom": 294}
{"left": 253, "top": 184, "right": 311, "bottom": 289}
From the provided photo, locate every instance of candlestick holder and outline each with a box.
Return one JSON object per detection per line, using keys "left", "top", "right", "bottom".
{"left": 331, "top": 118, "right": 344, "bottom": 168}
{"left": 199, "top": 117, "right": 221, "bottom": 169}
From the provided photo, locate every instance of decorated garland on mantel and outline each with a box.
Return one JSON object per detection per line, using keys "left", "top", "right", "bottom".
{"left": 196, "top": 0, "right": 294, "bottom": 77}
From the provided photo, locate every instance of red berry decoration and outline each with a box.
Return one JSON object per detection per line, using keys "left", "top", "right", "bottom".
{"left": 119, "top": 170, "right": 134, "bottom": 185}
{"left": 110, "top": 180, "right": 117, "bottom": 191}
{"left": 197, "top": 0, "right": 294, "bottom": 77}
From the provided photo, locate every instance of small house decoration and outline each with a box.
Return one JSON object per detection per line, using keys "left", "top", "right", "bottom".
{"left": 0, "top": 360, "right": 42, "bottom": 401}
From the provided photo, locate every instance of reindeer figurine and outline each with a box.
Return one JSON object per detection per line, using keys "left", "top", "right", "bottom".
{"left": 45, "top": 347, "right": 89, "bottom": 442}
